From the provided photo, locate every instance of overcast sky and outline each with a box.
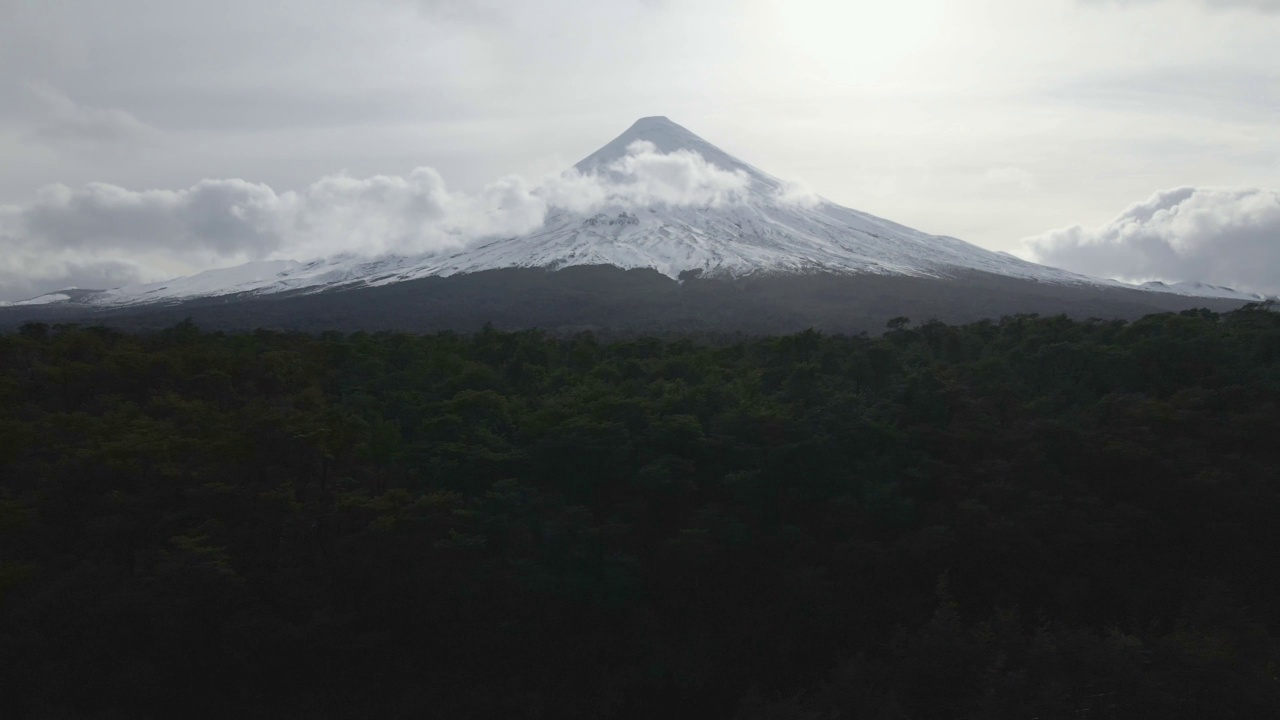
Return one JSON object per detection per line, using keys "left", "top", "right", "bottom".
{"left": 2, "top": 0, "right": 1279, "bottom": 300}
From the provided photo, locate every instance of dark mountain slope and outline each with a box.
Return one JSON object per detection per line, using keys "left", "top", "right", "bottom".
{"left": 0, "top": 265, "right": 1249, "bottom": 334}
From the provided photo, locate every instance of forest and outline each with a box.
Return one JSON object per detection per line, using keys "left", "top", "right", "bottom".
{"left": 2, "top": 307, "right": 1279, "bottom": 718}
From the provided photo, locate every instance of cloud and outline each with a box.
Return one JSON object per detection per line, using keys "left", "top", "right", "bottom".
{"left": 1208, "top": 0, "right": 1280, "bottom": 10}
{"left": 0, "top": 254, "right": 144, "bottom": 303}
{"left": 1078, "top": 0, "right": 1280, "bottom": 12}
{"left": 0, "top": 171, "right": 545, "bottom": 293}
{"left": 0, "top": 142, "right": 754, "bottom": 300}
{"left": 1022, "top": 186, "right": 1280, "bottom": 294}
{"left": 26, "top": 81, "right": 156, "bottom": 145}
{"left": 774, "top": 180, "right": 823, "bottom": 208}
{"left": 17, "top": 180, "right": 284, "bottom": 257}
{"left": 544, "top": 141, "right": 750, "bottom": 211}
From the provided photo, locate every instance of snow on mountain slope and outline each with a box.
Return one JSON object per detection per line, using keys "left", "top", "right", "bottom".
{"left": 0, "top": 288, "right": 109, "bottom": 307}
{"left": 0, "top": 293, "right": 72, "bottom": 307}
{"left": 373, "top": 198, "right": 1095, "bottom": 285}
{"left": 340, "top": 117, "right": 1108, "bottom": 288}
{"left": 1138, "top": 280, "right": 1272, "bottom": 302}
{"left": 56, "top": 116, "right": 1223, "bottom": 307}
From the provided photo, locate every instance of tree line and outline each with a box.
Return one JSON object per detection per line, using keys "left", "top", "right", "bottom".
{"left": 2, "top": 308, "right": 1279, "bottom": 718}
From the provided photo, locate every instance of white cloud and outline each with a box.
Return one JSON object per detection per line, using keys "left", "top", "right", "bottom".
{"left": 1079, "top": 0, "right": 1280, "bottom": 13}
{"left": 0, "top": 142, "right": 755, "bottom": 300}
{"left": 543, "top": 140, "right": 750, "bottom": 211}
{"left": 774, "top": 180, "right": 823, "bottom": 208}
{"left": 0, "top": 253, "right": 144, "bottom": 303}
{"left": 1021, "top": 186, "right": 1280, "bottom": 293}
{"left": 26, "top": 81, "right": 156, "bottom": 144}
{"left": 1212, "top": 0, "right": 1280, "bottom": 11}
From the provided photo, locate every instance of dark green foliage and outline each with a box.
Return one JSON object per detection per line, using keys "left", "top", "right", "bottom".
{"left": 2, "top": 309, "right": 1279, "bottom": 718}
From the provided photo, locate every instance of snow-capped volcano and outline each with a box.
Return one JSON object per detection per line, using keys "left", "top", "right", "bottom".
{"left": 56, "top": 115, "right": 1114, "bottom": 308}
{"left": 410, "top": 116, "right": 1105, "bottom": 284}
{"left": 3, "top": 116, "right": 1250, "bottom": 311}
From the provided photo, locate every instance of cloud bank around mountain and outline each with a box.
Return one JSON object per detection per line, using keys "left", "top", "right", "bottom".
{"left": 1022, "top": 186, "right": 1280, "bottom": 294}
{"left": 0, "top": 141, "right": 752, "bottom": 300}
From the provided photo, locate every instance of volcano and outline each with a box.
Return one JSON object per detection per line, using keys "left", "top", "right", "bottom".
{"left": 0, "top": 117, "right": 1255, "bottom": 332}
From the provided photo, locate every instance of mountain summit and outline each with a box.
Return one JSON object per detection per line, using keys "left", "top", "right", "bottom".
{"left": 573, "top": 116, "right": 776, "bottom": 188}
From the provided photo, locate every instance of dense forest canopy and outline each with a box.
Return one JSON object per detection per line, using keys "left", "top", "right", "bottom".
{"left": 2, "top": 308, "right": 1279, "bottom": 718}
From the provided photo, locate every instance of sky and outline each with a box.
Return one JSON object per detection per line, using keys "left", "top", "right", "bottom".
{"left": 1, "top": 0, "right": 1279, "bottom": 300}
